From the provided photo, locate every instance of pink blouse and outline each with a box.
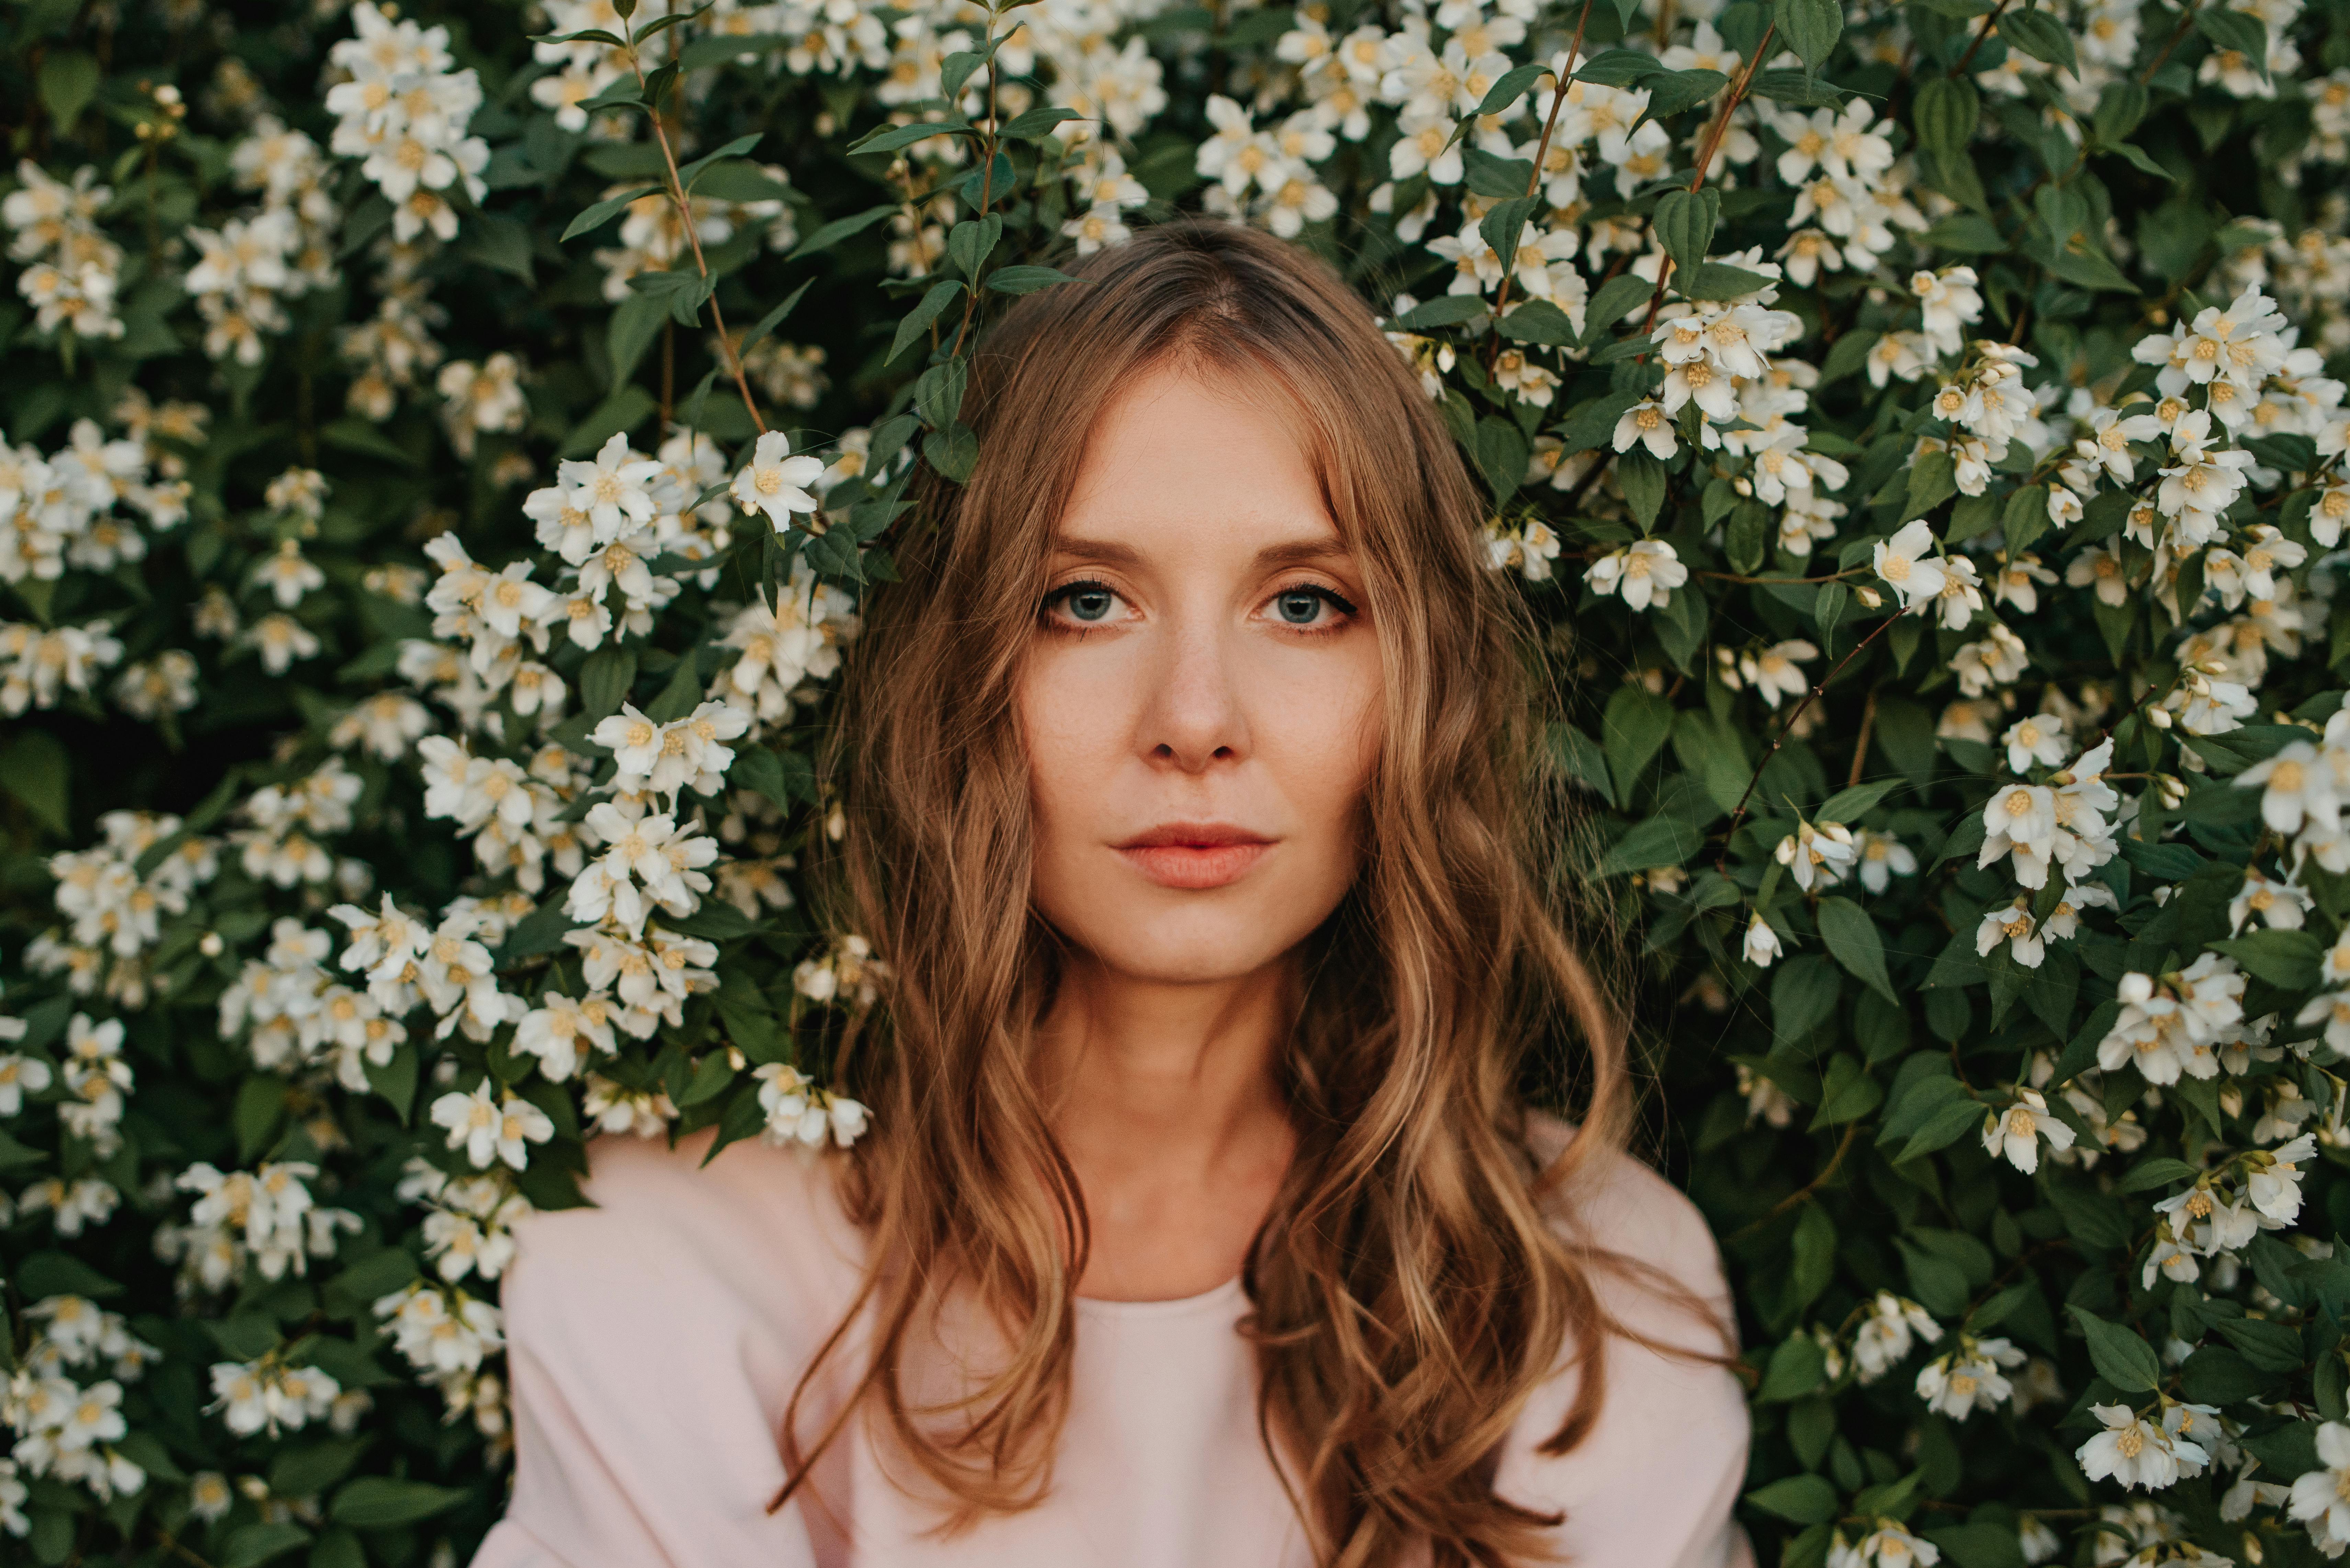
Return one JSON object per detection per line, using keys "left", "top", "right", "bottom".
{"left": 470, "top": 1121, "right": 1754, "bottom": 1568}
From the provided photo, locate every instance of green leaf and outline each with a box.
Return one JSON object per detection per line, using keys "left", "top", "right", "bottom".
{"left": 2210, "top": 928, "right": 2323, "bottom": 989}
{"left": 1601, "top": 815, "right": 1707, "bottom": 876}
{"left": 1616, "top": 447, "right": 1666, "bottom": 529}
{"left": 329, "top": 1478, "right": 470, "bottom": 1529}
{"left": 1774, "top": 0, "right": 1843, "bottom": 69}
{"left": 1601, "top": 684, "right": 1675, "bottom": 808}
{"left": 562, "top": 184, "right": 660, "bottom": 242}
{"left": 1811, "top": 1052, "right": 1884, "bottom": 1127}
{"left": 1903, "top": 450, "right": 1957, "bottom": 522}
{"left": 1391, "top": 295, "right": 1486, "bottom": 331}
{"left": 1001, "top": 105, "right": 1085, "bottom": 141}
{"left": 849, "top": 118, "right": 974, "bottom": 156}
{"left": 271, "top": 1439, "right": 368, "bottom": 1500}
{"left": 1999, "top": 9, "right": 2078, "bottom": 75}
{"left": 2117, "top": 1157, "right": 2201, "bottom": 1193}
{"left": 1757, "top": 1332, "right": 1829, "bottom": 1401}
{"left": 676, "top": 131, "right": 762, "bottom": 188}
{"left": 922, "top": 422, "right": 979, "bottom": 483}
{"left": 236, "top": 1076, "right": 288, "bottom": 1163}
{"left": 37, "top": 51, "right": 100, "bottom": 128}
{"left": 15, "top": 1251, "right": 123, "bottom": 1299}
{"left": 1817, "top": 898, "right": 1898, "bottom": 1004}
{"left": 2194, "top": 6, "right": 2268, "bottom": 74}
{"left": 985, "top": 265, "right": 1083, "bottom": 296}
{"left": 1681, "top": 261, "right": 1777, "bottom": 300}
{"left": 785, "top": 203, "right": 898, "bottom": 262}
{"left": 0, "top": 729, "right": 71, "bottom": 836}
{"left": 1496, "top": 298, "right": 1577, "bottom": 346}
{"left": 580, "top": 646, "right": 638, "bottom": 721}
{"left": 1652, "top": 187, "right": 1720, "bottom": 273}
{"left": 1745, "top": 1474, "right": 1839, "bottom": 1524}
{"left": 1472, "top": 60, "right": 1553, "bottom": 121}
{"left": 220, "top": 1523, "right": 311, "bottom": 1568}
{"left": 1749, "top": 69, "right": 1846, "bottom": 107}
{"left": 606, "top": 291, "right": 669, "bottom": 391}
{"left": 2067, "top": 1306, "right": 2162, "bottom": 1392}
{"left": 1478, "top": 195, "right": 1541, "bottom": 278}
{"left": 1817, "top": 779, "right": 1901, "bottom": 822}
{"left": 1913, "top": 77, "right": 1980, "bottom": 166}
{"left": 945, "top": 213, "right": 1003, "bottom": 281}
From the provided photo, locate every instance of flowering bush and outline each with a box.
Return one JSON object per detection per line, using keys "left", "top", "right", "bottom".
{"left": 16, "top": 0, "right": 2350, "bottom": 1561}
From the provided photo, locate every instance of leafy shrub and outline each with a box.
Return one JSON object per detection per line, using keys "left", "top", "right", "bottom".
{"left": 11, "top": 0, "right": 2350, "bottom": 1563}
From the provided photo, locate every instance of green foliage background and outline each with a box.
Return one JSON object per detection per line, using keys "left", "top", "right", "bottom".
{"left": 6, "top": 0, "right": 2350, "bottom": 1563}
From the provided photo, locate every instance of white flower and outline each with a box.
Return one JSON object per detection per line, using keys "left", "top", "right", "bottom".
{"left": 1915, "top": 1336, "right": 2024, "bottom": 1419}
{"left": 1873, "top": 520, "right": 1947, "bottom": 613}
{"left": 2231, "top": 868, "right": 2312, "bottom": 934}
{"left": 1979, "top": 784, "right": 2059, "bottom": 888}
{"left": 1611, "top": 398, "right": 1677, "bottom": 459}
{"left": 752, "top": 1063, "right": 871, "bottom": 1150}
{"left": 429, "top": 1082, "right": 553, "bottom": 1170}
{"left": 2001, "top": 714, "right": 2069, "bottom": 773}
{"left": 1742, "top": 913, "right": 1784, "bottom": 968}
{"left": 558, "top": 432, "right": 661, "bottom": 540}
{"left": 2238, "top": 741, "right": 2339, "bottom": 835}
{"left": 2290, "top": 1420, "right": 2350, "bottom": 1555}
{"left": 1775, "top": 819, "right": 1857, "bottom": 892}
{"left": 2248, "top": 1134, "right": 2316, "bottom": 1225}
{"left": 1853, "top": 1291, "right": 1941, "bottom": 1382}
{"left": 1583, "top": 540, "right": 1686, "bottom": 612}
{"left": 1981, "top": 1088, "right": 2073, "bottom": 1171}
{"left": 1855, "top": 831, "right": 1916, "bottom": 894}
{"left": 2078, "top": 1403, "right": 2189, "bottom": 1491}
{"left": 730, "top": 430, "right": 824, "bottom": 532}
{"left": 1829, "top": 1522, "right": 1942, "bottom": 1568}
{"left": 1738, "top": 640, "right": 1816, "bottom": 709}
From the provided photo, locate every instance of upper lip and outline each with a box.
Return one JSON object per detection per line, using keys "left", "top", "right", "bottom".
{"left": 1115, "top": 821, "right": 1274, "bottom": 849}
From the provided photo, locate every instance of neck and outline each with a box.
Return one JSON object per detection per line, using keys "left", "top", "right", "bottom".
{"left": 1035, "top": 952, "right": 1301, "bottom": 1299}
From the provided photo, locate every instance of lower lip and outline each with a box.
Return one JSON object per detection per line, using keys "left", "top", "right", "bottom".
{"left": 1117, "top": 842, "right": 1271, "bottom": 890}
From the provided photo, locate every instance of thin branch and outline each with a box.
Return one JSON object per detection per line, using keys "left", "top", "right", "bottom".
{"left": 1725, "top": 1122, "right": 1859, "bottom": 1242}
{"left": 1482, "top": 0, "right": 1594, "bottom": 375}
{"left": 1952, "top": 0, "right": 2016, "bottom": 76}
{"left": 1848, "top": 685, "right": 1880, "bottom": 787}
{"left": 2141, "top": 0, "right": 2204, "bottom": 83}
{"left": 630, "top": 34, "right": 767, "bottom": 436}
{"left": 1636, "top": 23, "right": 1775, "bottom": 347}
{"left": 1721, "top": 610, "right": 1900, "bottom": 852}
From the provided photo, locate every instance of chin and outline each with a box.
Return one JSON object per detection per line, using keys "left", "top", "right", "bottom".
{"left": 1072, "top": 911, "right": 1298, "bottom": 986}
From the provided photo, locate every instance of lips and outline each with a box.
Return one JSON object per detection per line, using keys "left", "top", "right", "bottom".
{"left": 1113, "top": 822, "right": 1274, "bottom": 890}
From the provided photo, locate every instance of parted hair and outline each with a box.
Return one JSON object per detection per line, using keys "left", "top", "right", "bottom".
{"left": 772, "top": 216, "right": 1727, "bottom": 1568}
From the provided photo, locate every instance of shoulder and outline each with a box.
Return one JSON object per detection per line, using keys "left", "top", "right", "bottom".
{"left": 502, "top": 1128, "right": 866, "bottom": 1356}
{"left": 1500, "top": 1113, "right": 1755, "bottom": 1567}
{"left": 1521, "top": 1109, "right": 1735, "bottom": 1345}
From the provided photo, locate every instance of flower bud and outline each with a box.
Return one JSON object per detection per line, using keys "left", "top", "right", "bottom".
{"left": 1855, "top": 585, "right": 1883, "bottom": 608}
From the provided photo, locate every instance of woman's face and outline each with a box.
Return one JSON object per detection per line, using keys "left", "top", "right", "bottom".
{"left": 1018, "top": 361, "right": 1384, "bottom": 985}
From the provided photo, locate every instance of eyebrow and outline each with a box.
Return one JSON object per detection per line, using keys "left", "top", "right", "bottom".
{"left": 1050, "top": 536, "right": 1352, "bottom": 570}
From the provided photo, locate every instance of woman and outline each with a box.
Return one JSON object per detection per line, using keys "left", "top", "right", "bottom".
{"left": 473, "top": 219, "right": 1752, "bottom": 1568}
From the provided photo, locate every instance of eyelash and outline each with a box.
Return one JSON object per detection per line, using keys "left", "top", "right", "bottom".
{"left": 1039, "top": 578, "right": 1360, "bottom": 637}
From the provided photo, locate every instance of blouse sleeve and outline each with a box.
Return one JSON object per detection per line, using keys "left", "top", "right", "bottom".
{"left": 466, "top": 1136, "right": 841, "bottom": 1568}
{"left": 1498, "top": 1142, "right": 1757, "bottom": 1568}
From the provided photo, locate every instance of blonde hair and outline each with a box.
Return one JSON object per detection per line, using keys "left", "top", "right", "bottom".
{"left": 774, "top": 218, "right": 1724, "bottom": 1568}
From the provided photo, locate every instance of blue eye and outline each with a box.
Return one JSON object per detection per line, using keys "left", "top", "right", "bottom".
{"left": 1047, "top": 581, "right": 1119, "bottom": 623}
{"left": 1276, "top": 589, "right": 1326, "bottom": 624}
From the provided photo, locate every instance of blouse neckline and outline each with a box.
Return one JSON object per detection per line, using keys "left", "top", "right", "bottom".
{"left": 1073, "top": 1273, "right": 1247, "bottom": 1320}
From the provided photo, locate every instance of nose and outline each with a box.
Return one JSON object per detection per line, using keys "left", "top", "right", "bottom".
{"left": 1138, "top": 615, "right": 1246, "bottom": 773}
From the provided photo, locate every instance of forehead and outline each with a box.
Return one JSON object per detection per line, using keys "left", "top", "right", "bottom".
{"left": 1055, "top": 359, "right": 1342, "bottom": 558}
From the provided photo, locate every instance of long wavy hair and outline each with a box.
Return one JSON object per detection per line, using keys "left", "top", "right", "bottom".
{"left": 773, "top": 218, "right": 1720, "bottom": 1568}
